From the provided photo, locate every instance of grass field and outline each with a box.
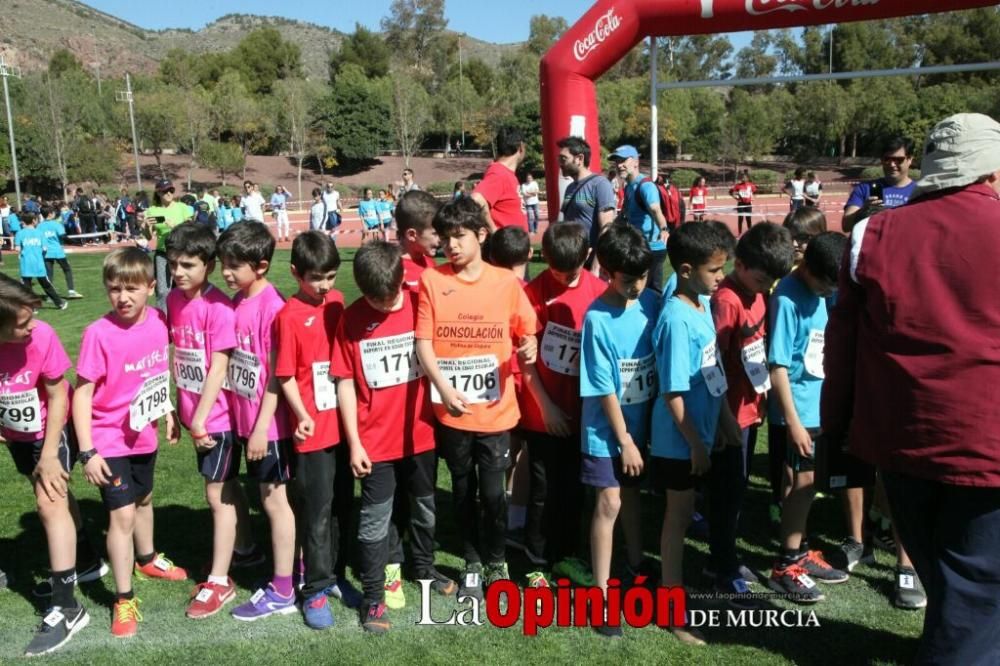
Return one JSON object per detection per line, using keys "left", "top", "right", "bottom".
{"left": 0, "top": 250, "right": 922, "bottom": 664}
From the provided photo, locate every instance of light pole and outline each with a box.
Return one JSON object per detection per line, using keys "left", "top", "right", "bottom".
{"left": 116, "top": 73, "right": 142, "bottom": 191}
{"left": 0, "top": 55, "right": 23, "bottom": 209}
{"left": 458, "top": 36, "right": 465, "bottom": 149}
{"left": 91, "top": 61, "right": 102, "bottom": 96}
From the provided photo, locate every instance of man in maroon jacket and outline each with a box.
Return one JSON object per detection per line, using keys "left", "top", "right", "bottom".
{"left": 823, "top": 113, "right": 1000, "bottom": 665}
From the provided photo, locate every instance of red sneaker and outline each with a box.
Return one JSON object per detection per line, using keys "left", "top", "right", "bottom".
{"left": 135, "top": 554, "right": 188, "bottom": 581}
{"left": 186, "top": 579, "right": 236, "bottom": 619}
{"left": 111, "top": 598, "right": 142, "bottom": 638}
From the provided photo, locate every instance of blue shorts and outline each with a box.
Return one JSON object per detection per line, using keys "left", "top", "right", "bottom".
{"left": 7, "top": 427, "right": 76, "bottom": 477}
{"left": 580, "top": 453, "right": 644, "bottom": 489}
{"left": 235, "top": 437, "right": 294, "bottom": 484}
{"left": 196, "top": 431, "right": 240, "bottom": 482}
{"left": 363, "top": 219, "right": 380, "bottom": 230}
{"left": 101, "top": 453, "right": 157, "bottom": 510}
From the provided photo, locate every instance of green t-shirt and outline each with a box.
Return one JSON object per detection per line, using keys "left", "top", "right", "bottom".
{"left": 201, "top": 193, "right": 218, "bottom": 214}
{"left": 146, "top": 202, "right": 193, "bottom": 243}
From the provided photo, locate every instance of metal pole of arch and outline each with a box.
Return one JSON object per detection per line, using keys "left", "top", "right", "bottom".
{"left": 0, "top": 55, "right": 23, "bottom": 209}
{"left": 117, "top": 73, "right": 142, "bottom": 191}
{"left": 649, "top": 36, "right": 658, "bottom": 180}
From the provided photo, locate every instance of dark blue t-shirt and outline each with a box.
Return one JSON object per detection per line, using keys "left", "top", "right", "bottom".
{"left": 845, "top": 178, "right": 916, "bottom": 210}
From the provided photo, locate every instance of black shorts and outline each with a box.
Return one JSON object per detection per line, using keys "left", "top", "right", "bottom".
{"left": 737, "top": 204, "right": 752, "bottom": 216}
{"left": 7, "top": 427, "right": 77, "bottom": 477}
{"left": 815, "top": 432, "right": 877, "bottom": 492}
{"left": 236, "top": 437, "right": 294, "bottom": 484}
{"left": 649, "top": 457, "right": 697, "bottom": 492}
{"left": 435, "top": 424, "right": 510, "bottom": 474}
{"left": 196, "top": 431, "right": 240, "bottom": 482}
{"left": 101, "top": 453, "right": 157, "bottom": 510}
{"left": 580, "top": 453, "right": 644, "bottom": 489}
{"left": 777, "top": 426, "right": 820, "bottom": 473}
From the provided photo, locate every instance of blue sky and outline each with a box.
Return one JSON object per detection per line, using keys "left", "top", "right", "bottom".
{"left": 84, "top": 0, "right": 754, "bottom": 48}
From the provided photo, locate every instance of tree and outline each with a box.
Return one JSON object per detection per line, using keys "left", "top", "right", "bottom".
{"left": 132, "top": 85, "right": 178, "bottom": 178}
{"left": 526, "top": 15, "right": 568, "bottom": 56}
{"left": 389, "top": 69, "right": 432, "bottom": 165}
{"left": 329, "top": 24, "right": 391, "bottom": 81}
{"left": 176, "top": 87, "right": 214, "bottom": 190}
{"left": 315, "top": 64, "right": 392, "bottom": 161}
{"left": 381, "top": 0, "right": 448, "bottom": 71}
{"left": 212, "top": 71, "right": 271, "bottom": 180}
{"left": 462, "top": 58, "right": 494, "bottom": 97}
{"left": 200, "top": 141, "right": 244, "bottom": 185}
{"left": 48, "top": 50, "right": 84, "bottom": 78}
{"left": 230, "top": 28, "right": 303, "bottom": 95}
{"left": 272, "top": 79, "right": 324, "bottom": 202}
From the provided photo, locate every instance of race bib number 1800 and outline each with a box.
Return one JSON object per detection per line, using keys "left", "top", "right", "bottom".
{"left": 0, "top": 389, "right": 42, "bottom": 432}
{"left": 173, "top": 348, "right": 207, "bottom": 394}
{"left": 430, "top": 355, "right": 500, "bottom": 405}
{"left": 360, "top": 332, "right": 424, "bottom": 389}
{"left": 129, "top": 372, "right": 172, "bottom": 432}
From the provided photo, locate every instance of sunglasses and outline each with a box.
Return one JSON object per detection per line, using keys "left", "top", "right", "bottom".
{"left": 881, "top": 156, "right": 910, "bottom": 165}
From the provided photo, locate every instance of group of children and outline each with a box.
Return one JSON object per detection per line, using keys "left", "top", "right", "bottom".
{"left": 3, "top": 185, "right": 915, "bottom": 656}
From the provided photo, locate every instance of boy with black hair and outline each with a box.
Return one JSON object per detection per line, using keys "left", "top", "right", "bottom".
{"left": 767, "top": 231, "right": 850, "bottom": 603}
{"left": 580, "top": 224, "right": 658, "bottom": 639}
{"left": 38, "top": 206, "right": 82, "bottom": 299}
{"left": 415, "top": 197, "right": 538, "bottom": 601}
{"left": 165, "top": 223, "right": 259, "bottom": 620}
{"left": 651, "top": 222, "right": 736, "bottom": 645}
{"left": 395, "top": 190, "right": 441, "bottom": 290}
{"left": 273, "top": 230, "right": 357, "bottom": 629}
{"left": 15, "top": 212, "right": 66, "bottom": 310}
{"left": 331, "top": 241, "right": 456, "bottom": 633}
{"left": 471, "top": 127, "right": 528, "bottom": 233}
{"left": 705, "top": 223, "right": 794, "bottom": 601}
{"left": 520, "top": 223, "right": 606, "bottom": 587}
{"left": 216, "top": 222, "right": 299, "bottom": 622}
{"left": 488, "top": 226, "right": 533, "bottom": 281}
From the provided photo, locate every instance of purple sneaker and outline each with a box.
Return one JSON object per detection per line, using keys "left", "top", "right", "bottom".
{"left": 231, "top": 584, "right": 297, "bottom": 622}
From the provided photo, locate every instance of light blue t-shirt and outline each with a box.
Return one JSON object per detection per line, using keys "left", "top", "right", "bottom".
{"left": 580, "top": 289, "right": 660, "bottom": 457}
{"left": 37, "top": 219, "right": 67, "bottom": 260}
{"left": 231, "top": 207, "right": 244, "bottom": 223}
{"left": 624, "top": 174, "right": 665, "bottom": 252}
{"left": 217, "top": 206, "right": 233, "bottom": 230}
{"left": 14, "top": 227, "right": 47, "bottom": 278}
{"left": 768, "top": 272, "right": 827, "bottom": 429}
{"left": 377, "top": 199, "right": 394, "bottom": 222}
{"left": 359, "top": 200, "right": 380, "bottom": 226}
{"left": 662, "top": 272, "right": 678, "bottom": 299}
{"left": 9, "top": 213, "right": 22, "bottom": 234}
{"left": 270, "top": 192, "right": 289, "bottom": 210}
{"left": 651, "top": 295, "right": 726, "bottom": 459}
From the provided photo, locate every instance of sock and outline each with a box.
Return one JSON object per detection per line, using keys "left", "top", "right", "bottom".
{"left": 136, "top": 552, "right": 156, "bottom": 567}
{"left": 116, "top": 589, "right": 135, "bottom": 602}
{"left": 51, "top": 568, "right": 78, "bottom": 609}
{"left": 780, "top": 548, "right": 801, "bottom": 566}
{"left": 208, "top": 575, "right": 230, "bottom": 587}
{"left": 507, "top": 505, "right": 526, "bottom": 530}
{"left": 272, "top": 575, "right": 294, "bottom": 598}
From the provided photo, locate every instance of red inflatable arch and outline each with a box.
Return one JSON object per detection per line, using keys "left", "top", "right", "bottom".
{"left": 540, "top": 0, "right": 997, "bottom": 219}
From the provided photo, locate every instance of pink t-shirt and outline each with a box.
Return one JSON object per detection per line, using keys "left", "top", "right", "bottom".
{"left": 76, "top": 309, "right": 171, "bottom": 458}
{"left": 167, "top": 284, "right": 237, "bottom": 434}
{"left": 0, "top": 321, "right": 72, "bottom": 443}
{"left": 230, "top": 283, "right": 292, "bottom": 440}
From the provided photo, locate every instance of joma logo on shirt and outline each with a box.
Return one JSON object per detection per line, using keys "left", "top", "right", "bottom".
{"left": 124, "top": 347, "right": 169, "bottom": 373}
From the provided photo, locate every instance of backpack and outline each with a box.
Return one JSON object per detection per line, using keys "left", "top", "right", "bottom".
{"left": 78, "top": 196, "right": 94, "bottom": 214}
{"left": 632, "top": 178, "right": 684, "bottom": 232}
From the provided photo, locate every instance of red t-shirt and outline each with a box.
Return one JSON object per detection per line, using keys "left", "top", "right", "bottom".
{"left": 330, "top": 292, "right": 435, "bottom": 462}
{"left": 690, "top": 185, "right": 709, "bottom": 210}
{"left": 403, "top": 253, "right": 434, "bottom": 291}
{"left": 519, "top": 269, "right": 606, "bottom": 433}
{"left": 711, "top": 276, "right": 767, "bottom": 429}
{"left": 473, "top": 162, "right": 527, "bottom": 231}
{"left": 274, "top": 291, "right": 345, "bottom": 453}
{"left": 730, "top": 182, "right": 757, "bottom": 204}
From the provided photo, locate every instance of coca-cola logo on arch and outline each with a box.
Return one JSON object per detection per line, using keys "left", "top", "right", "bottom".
{"left": 573, "top": 9, "right": 622, "bottom": 62}
{"left": 744, "top": 0, "right": 882, "bottom": 15}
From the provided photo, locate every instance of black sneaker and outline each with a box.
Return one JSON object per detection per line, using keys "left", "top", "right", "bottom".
{"left": 361, "top": 601, "right": 391, "bottom": 634}
{"left": 872, "top": 525, "right": 896, "bottom": 552}
{"left": 419, "top": 567, "right": 458, "bottom": 596}
{"left": 33, "top": 560, "right": 109, "bottom": 598}
{"left": 830, "top": 538, "right": 876, "bottom": 573}
{"left": 458, "top": 562, "right": 484, "bottom": 603}
{"left": 594, "top": 623, "right": 623, "bottom": 638}
{"left": 231, "top": 546, "right": 266, "bottom": 569}
{"left": 24, "top": 606, "right": 90, "bottom": 656}
{"left": 797, "top": 550, "right": 849, "bottom": 584}
{"left": 624, "top": 557, "right": 661, "bottom": 587}
{"left": 768, "top": 561, "right": 824, "bottom": 604}
{"left": 894, "top": 567, "right": 927, "bottom": 610}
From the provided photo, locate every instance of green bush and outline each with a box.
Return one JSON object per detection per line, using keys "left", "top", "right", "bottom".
{"left": 748, "top": 169, "right": 782, "bottom": 194}
{"left": 860, "top": 166, "right": 921, "bottom": 180}
{"left": 425, "top": 181, "right": 457, "bottom": 195}
{"left": 669, "top": 168, "right": 703, "bottom": 189}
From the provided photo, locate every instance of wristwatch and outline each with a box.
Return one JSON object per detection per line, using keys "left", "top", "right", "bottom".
{"left": 77, "top": 450, "right": 99, "bottom": 466}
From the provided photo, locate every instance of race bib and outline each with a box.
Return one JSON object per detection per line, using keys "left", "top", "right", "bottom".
{"left": 173, "top": 348, "right": 207, "bottom": 394}
{"left": 540, "top": 321, "right": 582, "bottom": 376}
{"left": 692, "top": 195, "right": 705, "bottom": 205}
{"left": 312, "top": 362, "right": 338, "bottom": 412}
{"left": 361, "top": 332, "right": 424, "bottom": 389}
{"left": 804, "top": 330, "right": 825, "bottom": 378}
{"left": 0, "top": 389, "right": 42, "bottom": 432}
{"left": 619, "top": 355, "right": 656, "bottom": 405}
{"left": 739, "top": 188, "right": 753, "bottom": 200}
{"left": 430, "top": 355, "right": 500, "bottom": 405}
{"left": 129, "top": 372, "right": 172, "bottom": 432}
{"left": 227, "top": 348, "right": 261, "bottom": 401}
{"left": 700, "top": 340, "right": 728, "bottom": 397}
{"left": 740, "top": 338, "right": 771, "bottom": 394}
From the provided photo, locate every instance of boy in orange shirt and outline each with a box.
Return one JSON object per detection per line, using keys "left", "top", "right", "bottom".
{"left": 415, "top": 197, "right": 538, "bottom": 601}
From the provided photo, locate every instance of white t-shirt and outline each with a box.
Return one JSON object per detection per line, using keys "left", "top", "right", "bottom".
{"left": 241, "top": 192, "right": 266, "bottom": 221}
{"left": 310, "top": 202, "right": 325, "bottom": 230}
{"left": 321, "top": 189, "right": 340, "bottom": 214}
{"left": 788, "top": 179, "right": 805, "bottom": 201}
{"left": 805, "top": 181, "right": 822, "bottom": 199}
{"left": 521, "top": 181, "right": 540, "bottom": 206}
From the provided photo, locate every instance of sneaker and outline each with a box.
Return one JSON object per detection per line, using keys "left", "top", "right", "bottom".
{"left": 552, "top": 557, "right": 595, "bottom": 586}
{"left": 303, "top": 592, "right": 335, "bottom": 630}
{"left": 458, "top": 562, "right": 484, "bottom": 603}
{"left": 57, "top": 302, "right": 68, "bottom": 311}
{"left": 894, "top": 567, "right": 927, "bottom": 610}
{"left": 702, "top": 563, "right": 759, "bottom": 586}
{"left": 24, "top": 605, "right": 90, "bottom": 656}
{"left": 768, "top": 562, "right": 824, "bottom": 603}
{"left": 111, "top": 597, "right": 142, "bottom": 638}
{"left": 231, "top": 546, "right": 266, "bottom": 569}
{"left": 384, "top": 564, "right": 405, "bottom": 610}
{"left": 830, "top": 538, "right": 876, "bottom": 573}
{"left": 66, "top": 290, "right": 84, "bottom": 299}
{"left": 134, "top": 554, "right": 188, "bottom": 581}
{"left": 0, "top": 568, "right": 7, "bottom": 590}
{"left": 715, "top": 576, "right": 758, "bottom": 610}
{"left": 797, "top": 550, "right": 849, "bottom": 584}
{"left": 231, "top": 584, "right": 297, "bottom": 622}
{"left": 624, "top": 557, "right": 661, "bottom": 587}
{"left": 325, "top": 578, "right": 363, "bottom": 609}
{"left": 419, "top": 567, "right": 458, "bottom": 596}
{"left": 186, "top": 579, "right": 236, "bottom": 619}
{"left": 484, "top": 561, "right": 510, "bottom": 586}
{"left": 33, "top": 560, "right": 110, "bottom": 598}
{"left": 362, "top": 601, "right": 391, "bottom": 634}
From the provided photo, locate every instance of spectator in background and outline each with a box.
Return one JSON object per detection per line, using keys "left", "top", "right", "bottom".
{"left": 557, "top": 136, "right": 615, "bottom": 273}
{"left": 240, "top": 180, "right": 266, "bottom": 222}
{"left": 74, "top": 188, "right": 98, "bottom": 242}
{"left": 401, "top": 168, "right": 420, "bottom": 193}
{"left": 609, "top": 169, "right": 624, "bottom": 213}
{"left": 309, "top": 188, "right": 326, "bottom": 232}
{"left": 842, "top": 137, "right": 917, "bottom": 233}
{"left": 270, "top": 184, "right": 291, "bottom": 242}
{"left": 689, "top": 176, "right": 708, "bottom": 221}
{"left": 729, "top": 171, "right": 757, "bottom": 235}
{"left": 610, "top": 144, "right": 670, "bottom": 292}
{"left": 321, "top": 182, "right": 342, "bottom": 231}
{"left": 472, "top": 127, "right": 528, "bottom": 233}
{"left": 783, "top": 168, "right": 807, "bottom": 213}
{"left": 804, "top": 172, "right": 823, "bottom": 207}
{"left": 453, "top": 181, "right": 467, "bottom": 199}
{"left": 519, "top": 173, "right": 541, "bottom": 234}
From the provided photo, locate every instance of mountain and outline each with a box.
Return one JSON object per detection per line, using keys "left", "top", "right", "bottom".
{"left": 0, "top": 0, "right": 521, "bottom": 81}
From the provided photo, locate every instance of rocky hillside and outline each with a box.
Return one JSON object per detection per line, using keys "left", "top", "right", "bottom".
{"left": 0, "top": 0, "right": 519, "bottom": 81}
